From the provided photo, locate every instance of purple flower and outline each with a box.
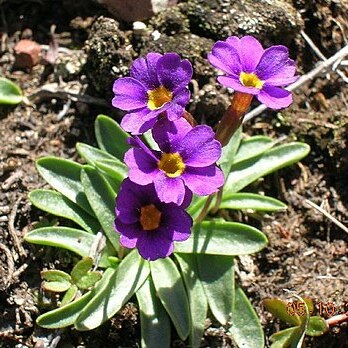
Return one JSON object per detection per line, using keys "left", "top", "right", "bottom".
{"left": 114, "top": 178, "right": 192, "bottom": 261}
{"left": 124, "top": 117, "right": 224, "bottom": 205}
{"left": 208, "top": 36, "right": 299, "bottom": 109}
{"left": 112, "top": 52, "right": 193, "bottom": 135}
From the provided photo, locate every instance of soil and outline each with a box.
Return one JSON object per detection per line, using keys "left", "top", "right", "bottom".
{"left": 0, "top": 0, "right": 348, "bottom": 347}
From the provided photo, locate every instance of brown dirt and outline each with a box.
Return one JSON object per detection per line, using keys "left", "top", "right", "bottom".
{"left": 0, "top": 0, "right": 348, "bottom": 347}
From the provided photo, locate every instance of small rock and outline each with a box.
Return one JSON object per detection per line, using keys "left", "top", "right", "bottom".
{"left": 14, "top": 39, "right": 42, "bottom": 69}
{"left": 97, "top": 0, "right": 177, "bottom": 22}
{"left": 55, "top": 50, "right": 87, "bottom": 81}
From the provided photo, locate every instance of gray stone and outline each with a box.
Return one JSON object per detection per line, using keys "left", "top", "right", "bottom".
{"left": 97, "top": 0, "right": 178, "bottom": 22}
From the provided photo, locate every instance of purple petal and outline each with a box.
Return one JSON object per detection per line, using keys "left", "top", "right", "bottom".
{"left": 217, "top": 76, "right": 260, "bottom": 95}
{"left": 255, "top": 46, "right": 293, "bottom": 81}
{"left": 116, "top": 181, "right": 142, "bottom": 224}
{"left": 125, "top": 148, "right": 159, "bottom": 185}
{"left": 160, "top": 205, "right": 192, "bottom": 241}
{"left": 154, "top": 173, "right": 186, "bottom": 205}
{"left": 121, "top": 106, "right": 168, "bottom": 135}
{"left": 137, "top": 232, "right": 174, "bottom": 260}
{"left": 257, "top": 85, "right": 292, "bottom": 109}
{"left": 157, "top": 53, "right": 193, "bottom": 93}
{"left": 165, "top": 88, "right": 190, "bottom": 120}
{"left": 179, "top": 125, "right": 222, "bottom": 167}
{"left": 208, "top": 41, "right": 242, "bottom": 77}
{"left": 264, "top": 63, "right": 298, "bottom": 86}
{"left": 226, "top": 36, "right": 264, "bottom": 73}
{"left": 166, "top": 103, "right": 184, "bottom": 121}
{"left": 183, "top": 165, "right": 224, "bottom": 195}
{"left": 180, "top": 188, "right": 193, "bottom": 209}
{"left": 112, "top": 77, "right": 148, "bottom": 110}
{"left": 130, "top": 53, "right": 162, "bottom": 90}
{"left": 114, "top": 220, "right": 139, "bottom": 248}
{"left": 152, "top": 117, "right": 192, "bottom": 153}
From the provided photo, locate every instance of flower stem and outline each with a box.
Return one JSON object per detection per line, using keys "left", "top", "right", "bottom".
{"left": 326, "top": 312, "right": 348, "bottom": 327}
{"left": 183, "top": 110, "right": 198, "bottom": 127}
{"left": 215, "top": 92, "right": 253, "bottom": 147}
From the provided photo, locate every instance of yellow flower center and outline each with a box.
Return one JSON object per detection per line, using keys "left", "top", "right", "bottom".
{"left": 158, "top": 152, "right": 185, "bottom": 178}
{"left": 147, "top": 85, "right": 173, "bottom": 110}
{"left": 140, "top": 204, "right": 162, "bottom": 231}
{"left": 239, "top": 72, "right": 264, "bottom": 89}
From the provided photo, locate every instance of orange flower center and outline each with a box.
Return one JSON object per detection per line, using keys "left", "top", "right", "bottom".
{"left": 147, "top": 85, "right": 173, "bottom": 110}
{"left": 239, "top": 72, "right": 264, "bottom": 89}
{"left": 140, "top": 204, "right": 162, "bottom": 231}
{"left": 158, "top": 152, "right": 185, "bottom": 178}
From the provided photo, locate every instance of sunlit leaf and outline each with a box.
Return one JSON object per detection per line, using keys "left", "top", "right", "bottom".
{"left": 174, "top": 221, "right": 267, "bottom": 255}
{"left": 71, "top": 257, "right": 93, "bottom": 283}
{"left": 37, "top": 267, "right": 116, "bottom": 328}
{"left": 196, "top": 254, "right": 234, "bottom": 325}
{"left": 36, "top": 157, "right": 94, "bottom": 216}
{"left": 230, "top": 286, "right": 265, "bottom": 348}
{"left": 232, "top": 135, "right": 274, "bottom": 165}
{"left": 175, "top": 253, "right": 207, "bottom": 348}
{"left": 263, "top": 298, "right": 301, "bottom": 326}
{"left": 151, "top": 258, "right": 190, "bottom": 340}
{"left": 224, "top": 143, "right": 310, "bottom": 194}
{"left": 306, "top": 316, "right": 328, "bottom": 337}
{"left": 270, "top": 327, "right": 299, "bottom": 348}
{"left": 136, "top": 277, "right": 171, "bottom": 348}
{"left": 95, "top": 114, "right": 129, "bottom": 160}
{"left": 95, "top": 159, "right": 127, "bottom": 184}
{"left": 61, "top": 285, "right": 78, "bottom": 306}
{"left": 218, "top": 126, "right": 242, "bottom": 178}
{"left": 81, "top": 166, "right": 119, "bottom": 252}
{"left": 42, "top": 281, "right": 71, "bottom": 293}
{"left": 25, "top": 227, "right": 96, "bottom": 257}
{"left": 220, "top": 192, "right": 287, "bottom": 212}
{"left": 41, "top": 270, "right": 71, "bottom": 283}
{"left": 0, "top": 77, "right": 23, "bottom": 105}
{"left": 76, "top": 142, "right": 123, "bottom": 168}
{"left": 75, "top": 251, "right": 149, "bottom": 330}
{"left": 29, "top": 189, "right": 100, "bottom": 234}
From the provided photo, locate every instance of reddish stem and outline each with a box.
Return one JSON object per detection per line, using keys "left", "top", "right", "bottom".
{"left": 215, "top": 92, "right": 253, "bottom": 147}
{"left": 326, "top": 312, "right": 348, "bottom": 326}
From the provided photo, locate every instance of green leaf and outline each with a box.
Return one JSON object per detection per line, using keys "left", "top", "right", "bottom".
{"left": 76, "top": 272, "right": 102, "bottom": 290}
{"left": 95, "top": 115, "right": 129, "bottom": 160}
{"left": 142, "top": 129, "right": 160, "bottom": 150}
{"left": 81, "top": 166, "right": 119, "bottom": 252}
{"left": 174, "top": 221, "right": 267, "bottom": 255}
{"left": 29, "top": 189, "right": 100, "bottom": 234}
{"left": 218, "top": 125, "right": 242, "bottom": 178}
{"left": 0, "top": 77, "right": 23, "bottom": 105}
{"left": 36, "top": 157, "right": 94, "bottom": 216}
{"left": 220, "top": 192, "right": 287, "bottom": 212}
{"left": 150, "top": 258, "right": 191, "bottom": 340}
{"left": 42, "top": 281, "right": 71, "bottom": 293}
{"left": 37, "top": 266, "right": 116, "bottom": 328}
{"left": 306, "top": 316, "right": 328, "bottom": 337}
{"left": 95, "top": 159, "right": 127, "bottom": 184}
{"left": 136, "top": 277, "right": 171, "bottom": 348}
{"left": 41, "top": 270, "right": 71, "bottom": 283}
{"left": 196, "top": 254, "right": 234, "bottom": 325}
{"left": 232, "top": 135, "right": 274, "bottom": 165}
{"left": 175, "top": 253, "right": 207, "bottom": 348}
{"left": 76, "top": 142, "right": 119, "bottom": 166}
{"left": 71, "top": 257, "right": 93, "bottom": 283}
{"left": 61, "top": 285, "right": 78, "bottom": 306}
{"left": 263, "top": 298, "right": 301, "bottom": 326}
{"left": 230, "top": 287, "right": 264, "bottom": 348}
{"left": 25, "top": 227, "right": 96, "bottom": 257}
{"left": 224, "top": 143, "right": 310, "bottom": 194}
{"left": 75, "top": 251, "right": 149, "bottom": 330}
{"left": 270, "top": 327, "right": 299, "bottom": 348}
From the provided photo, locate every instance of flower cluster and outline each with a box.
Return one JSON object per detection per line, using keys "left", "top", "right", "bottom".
{"left": 112, "top": 37, "right": 297, "bottom": 260}
{"left": 113, "top": 53, "right": 224, "bottom": 260}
